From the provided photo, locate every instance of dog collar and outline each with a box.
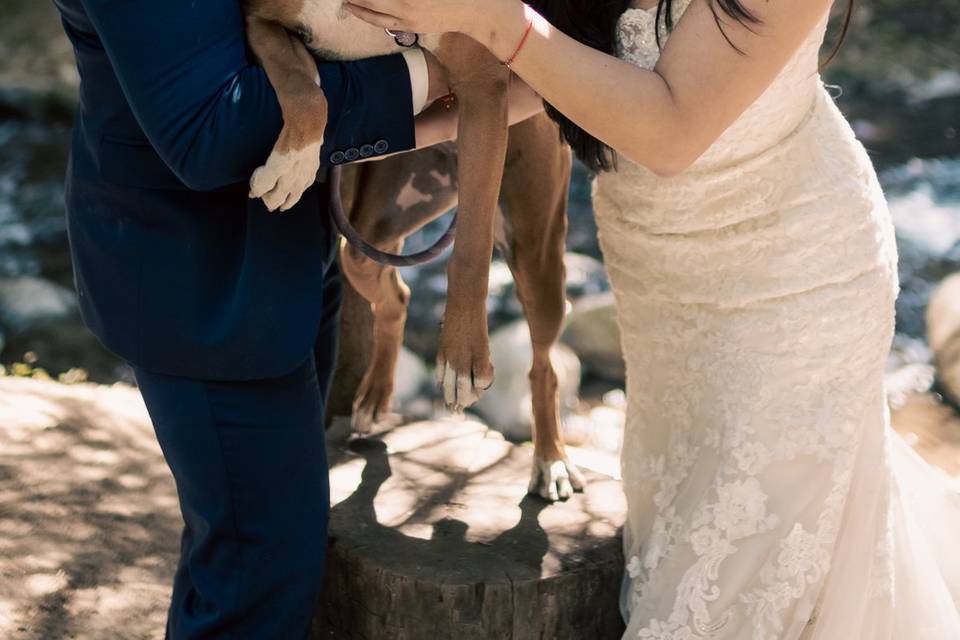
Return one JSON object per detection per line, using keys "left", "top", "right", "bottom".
{"left": 385, "top": 29, "right": 419, "bottom": 48}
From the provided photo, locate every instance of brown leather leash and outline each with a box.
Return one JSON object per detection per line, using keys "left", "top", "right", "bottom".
{"left": 326, "top": 29, "right": 457, "bottom": 268}
{"left": 328, "top": 164, "right": 458, "bottom": 267}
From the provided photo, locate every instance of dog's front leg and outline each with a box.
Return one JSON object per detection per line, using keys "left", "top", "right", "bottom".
{"left": 244, "top": 15, "right": 328, "bottom": 211}
{"left": 432, "top": 36, "right": 510, "bottom": 411}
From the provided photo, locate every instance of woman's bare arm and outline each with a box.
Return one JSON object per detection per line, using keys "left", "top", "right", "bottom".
{"left": 346, "top": 0, "right": 833, "bottom": 176}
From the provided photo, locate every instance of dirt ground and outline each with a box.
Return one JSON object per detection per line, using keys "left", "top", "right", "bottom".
{"left": 1, "top": 376, "right": 958, "bottom": 640}
{"left": 0, "top": 377, "right": 179, "bottom": 640}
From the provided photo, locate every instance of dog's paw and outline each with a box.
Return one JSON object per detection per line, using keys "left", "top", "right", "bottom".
{"left": 351, "top": 408, "right": 403, "bottom": 437}
{"left": 351, "top": 377, "right": 401, "bottom": 436}
{"left": 249, "top": 141, "right": 322, "bottom": 212}
{"left": 528, "top": 457, "right": 586, "bottom": 502}
{"left": 435, "top": 351, "right": 494, "bottom": 412}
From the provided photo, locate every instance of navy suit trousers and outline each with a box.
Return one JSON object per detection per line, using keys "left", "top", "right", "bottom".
{"left": 133, "top": 265, "right": 342, "bottom": 639}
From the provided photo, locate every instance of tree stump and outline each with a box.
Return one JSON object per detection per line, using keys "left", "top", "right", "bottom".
{"left": 315, "top": 419, "right": 627, "bottom": 640}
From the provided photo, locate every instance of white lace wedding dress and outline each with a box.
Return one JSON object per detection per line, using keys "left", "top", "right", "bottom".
{"left": 593, "top": 3, "right": 960, "bottom": 638}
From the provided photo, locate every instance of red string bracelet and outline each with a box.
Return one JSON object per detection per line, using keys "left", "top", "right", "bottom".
{"left": 438, "top": 93, "right": 457, "bottom": 110}
{"left": 503, "top": 17, "right": 534, "bottom": 68}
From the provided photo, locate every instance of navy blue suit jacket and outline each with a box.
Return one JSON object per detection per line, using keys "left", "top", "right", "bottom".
{"left": 53, "top": 0, "right": 415, "bottom": 380}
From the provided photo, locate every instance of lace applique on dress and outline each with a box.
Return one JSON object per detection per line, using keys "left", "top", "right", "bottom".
{"left": 616, "top": 2, "right": 692, "bottom": 70}
{"left": 600, "top": 4, "right": 959, "bottom": 639}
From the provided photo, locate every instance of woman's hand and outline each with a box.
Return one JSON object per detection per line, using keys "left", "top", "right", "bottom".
{"left": 352, "top": 0, "right": 834, "bottom": 177}
{"left": 344, "top": 0, "right": 486, "bottom": 39}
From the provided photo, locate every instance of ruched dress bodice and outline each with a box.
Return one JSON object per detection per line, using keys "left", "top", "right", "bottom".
{"left": 597, "top": 4, "right": 960, "bottom": 639}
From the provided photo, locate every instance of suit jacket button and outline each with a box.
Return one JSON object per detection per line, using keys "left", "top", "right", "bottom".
{"left": 373, "top": 139, "right": 389, "bottom": 154}
{"left": 359, "top": 144, "right": 375, "bottom": 158}
{"left": 344, "top": 147, "right": 360, "bottom": 162}
{"left": 330, "top": 150, "right": 345, "bottom": 164}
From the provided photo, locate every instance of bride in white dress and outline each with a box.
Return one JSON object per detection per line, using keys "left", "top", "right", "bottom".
{"left": 347, "top": 0, "right": 960, "bottom": 636}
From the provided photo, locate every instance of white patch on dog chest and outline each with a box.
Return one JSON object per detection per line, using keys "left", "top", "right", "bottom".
{"left": 297, "top": 1, "right": 406, "bottom": 59}
{"left": 295, "top": 2, "right": 441, "bottom": 60}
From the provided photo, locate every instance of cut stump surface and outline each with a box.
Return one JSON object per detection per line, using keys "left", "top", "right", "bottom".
{"left": 317, "top": 418, "right": 627, "bottom": 640}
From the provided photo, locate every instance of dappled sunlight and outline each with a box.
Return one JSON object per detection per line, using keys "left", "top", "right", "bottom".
{"left": 321, "top": 422, "right": 627, "bottom": 636}
{"left": 892, "top": 392, "right": 960, "bottom": 477}
{"left": 328, "top": 456, "right": 367, "bottom": 504}
{"left": 5, "top": 377, "right": 628, "bottom": 638}
{"left": 0, "top": 377, "right": 179, "bottom": 639}
{"left": 566, "top": 444, "right": 621, "bottom": 479}
{"left": 326, "top": 418, "right": 626, "bottom": 580}
{"left": 24, "top": 572, "right": 68, "bottom": 598}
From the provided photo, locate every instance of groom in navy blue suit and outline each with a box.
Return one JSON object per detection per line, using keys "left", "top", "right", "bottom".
{"left": 52, "top": 0, "right": 431, "bottom": 636}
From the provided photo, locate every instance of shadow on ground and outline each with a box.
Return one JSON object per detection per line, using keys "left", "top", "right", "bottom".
{"left": 2, "top": 376, "right": 958, "bottom": 639}
{"left": 1, "top": 378, "right": 626, "bottom": 640}
{"left": 0, "top": 378, "right": 179, "bottom": 639}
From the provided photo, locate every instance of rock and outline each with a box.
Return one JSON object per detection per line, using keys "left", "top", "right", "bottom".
{"left": 487, "top": 253, "right": 610, "bottom": 327}
{"left": 400, "top": 257, "right": 450, "bottom": 362}
{"left": 317, "top": 419, "right": 626, "bottom": 639}
{"left": 561, "top": 388, "right": 626, "bottom": 457}
{"left": 393, "top": 346, "right": 428, "bottom": 407}
{"left": 402, "top": 252, "right": 610, "bottom": 364}
{"left": 927, "top": 273, "right": 960, "bottom": 405}
{"left": 560, "top": 292, "right": 625, "bottom": 382}
{"left": 562, "top": 252, "right": 610, "bottom": 301}
{"left": 1, "top": 316, "right": 129, "bottom": 384}
{"left": 472, "top": 320, "right": 581, "bottom": 442}
{"left": 563, "top": 406, "right": 625, "bottom": 456}
{"left": 907, "top": 70, "right": 960, "bottom": 104}
{"left": 0, "top": 275, "right": 77, "bottom": 335}
{"left": 885, "top": 333, "right": 936, "bottom": 410}
{"left": 885, "top": 158, "right": 960, "bottom": 337}
{"left": 328, "top": 282, "right": 429, "bottom": 424}
{"left": 487, "top": 258, "right": 524, "bottom": 322}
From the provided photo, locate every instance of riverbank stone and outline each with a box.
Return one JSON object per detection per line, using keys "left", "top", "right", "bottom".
{"left": 472, "top": 320, "right": 581, "bottom": 442}
{"left": 0, "top": 276, "right": 77, "bottom": 335}
{"left": 560, "top": 292, "right": 625, "bottom": 382}
{"left": 927, "top": 272, "right": 960, "bottom": 405}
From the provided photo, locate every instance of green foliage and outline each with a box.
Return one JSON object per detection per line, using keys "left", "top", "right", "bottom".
{"left": 1, "top": 361, "right": 89, "bottom": 384}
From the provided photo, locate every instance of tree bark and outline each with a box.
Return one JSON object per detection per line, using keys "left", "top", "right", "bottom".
{"left": 314, "top": 420, "right": 627, "bottom": 639}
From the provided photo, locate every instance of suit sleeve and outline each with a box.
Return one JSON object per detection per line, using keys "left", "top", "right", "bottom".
{"left": 78, "top": 0, "right": 416, "bottom": 191}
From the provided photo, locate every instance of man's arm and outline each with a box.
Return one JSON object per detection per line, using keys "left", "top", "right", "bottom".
{"left": 79, "top": 0, "right": 417, "bottom": 191}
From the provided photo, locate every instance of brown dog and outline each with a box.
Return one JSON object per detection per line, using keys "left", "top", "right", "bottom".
{"left": 241, "top": 1, "right": 584, "bottom": 499}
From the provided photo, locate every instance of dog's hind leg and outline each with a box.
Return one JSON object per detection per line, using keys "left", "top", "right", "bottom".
{"left": 432, "top": 36, "right": 510, "bottom": 411}
{"left": 338, "top": 148, "right": 459, "bottom": 434}
{"left": 243, "top": 13, "right": 328, "bottom": 212}
{"left": 499, "top": 113, "right": 586, "bottom": 501}
{"left": 342, "top": 239, "right": 410, "bottom": 434}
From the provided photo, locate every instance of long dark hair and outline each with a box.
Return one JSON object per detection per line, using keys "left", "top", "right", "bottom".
{"left": 528, "top": 0, "right": 856, "bottom": 172}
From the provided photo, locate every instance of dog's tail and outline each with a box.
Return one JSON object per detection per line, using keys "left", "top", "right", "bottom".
{"left": 527, "top": 0, "right": 633, "bottom": 173}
